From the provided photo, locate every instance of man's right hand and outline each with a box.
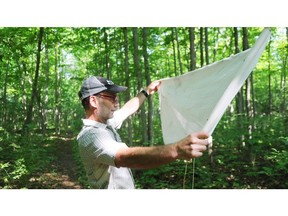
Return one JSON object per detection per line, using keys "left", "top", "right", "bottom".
{"left": 175, "top": 132, "right": 211, "bottom": 160}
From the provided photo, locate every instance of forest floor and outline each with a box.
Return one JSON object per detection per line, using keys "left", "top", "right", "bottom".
{"left": 27, "top": 136, "right": 83, "bottom": 189}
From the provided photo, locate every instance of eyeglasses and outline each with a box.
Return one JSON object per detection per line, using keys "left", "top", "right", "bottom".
{"left": 96, "top": 93, "right": 119, "bottom": 104}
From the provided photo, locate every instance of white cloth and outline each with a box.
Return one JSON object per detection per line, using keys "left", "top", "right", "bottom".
{"left": 158, "top": 28, "right": 271, "bottom": 144}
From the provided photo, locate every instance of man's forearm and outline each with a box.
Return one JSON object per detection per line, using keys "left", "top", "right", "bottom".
{"left": 115, "top": 144, "right": 178, "bottom": 169}
{"left": 115, "top": 132, "right": 211, "bottom": 170}
{"left": 117, "top": 90, "right": 148, "bottom": 121}
{"left": 125, "top": 91, "right": 147, "bottom": 113}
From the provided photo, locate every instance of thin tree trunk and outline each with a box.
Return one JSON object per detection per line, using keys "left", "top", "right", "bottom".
{"left": 42, "top": 34, "right": 50, "bottom": 134}
{"left": 234, "top": 27, "right": 244, "bottom": 115}
{"left": 54, "top": 45, "right": 61, "bottom": 135}
{"left": 200, "top": 27, "right": 204, "bottom": 67}
{"left": 282, "top": 27, "right": 288, "bottom": 134}
{"left": 20, "top": 61, "right": 28, "bottom": 110}
{"left": 243, "top": 28, "right": 252, "bottom": 118}
{"left": 123, "top": 27, "right": 132, "bottom": 146}
{"left": 167, "top": 53, "right": 172, "bottom": 77}
{"left": 189, "top": 27, "right": 196, "bottom": 71}
{"left": 132, "top": 27, "right": 147, "bottom": 143}
{"left": 175, "top": 28, "right": 183, "bottom": 74}
{"left": 36, "top": 88, "right": 46, "bottom": 134}
{"left": 267, "top": 40, "right": 272, "bottom": 115}
{"left": 243, "top": 28, "right": 254, "bottom": 136}
{"left": 213, "top": 28, "right": 220, "bottom": 62}
{"left": 94, "top": 28, "right": 100, "bottom": 75}
{"left": 243, "top": 27, "right": 256, "bottom": 165}
{"left": 171, "top": 28, "right": 177, "bottom": 76}
{"left": 280, "top": 27, "right": 288, "bottom": 113}
{"left": 205, "top": 27, "right": 209, "bottom": 65}
{"left": 233, "top": 27, "right": 246, "bottom": 148}
{"left": 0, "top": 58, "right": 2, "bottom": 125}
{"left": 143, "top": 27, "right": 153, "bottom": 144}
{"left": 104, "top": 28, "right": 111, "bottom": 79}
{"left": 2, "top": 65, "right": 8, "bottom": 126}
{"left": 22, "top": 27, "right": 44, "bottom": 135}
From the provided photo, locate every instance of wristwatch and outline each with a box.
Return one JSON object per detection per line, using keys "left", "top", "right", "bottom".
{"left": 140, "top": 89, "right": 149, "bottom": 98}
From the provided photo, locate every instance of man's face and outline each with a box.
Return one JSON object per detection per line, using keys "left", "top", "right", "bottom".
{"left": 94, "top": 91, "right": 119, "bottom": 123}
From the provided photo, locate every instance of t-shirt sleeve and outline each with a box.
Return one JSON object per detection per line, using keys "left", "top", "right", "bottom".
{"left": 78, "top": 127, "right": 128, "bottom": 166}
{"left": 107, "top": 110, "right": 124, "bottom": 129}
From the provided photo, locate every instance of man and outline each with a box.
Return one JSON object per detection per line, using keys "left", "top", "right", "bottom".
{"left": 77, "top": 76, "right": 210, "bottom": 189}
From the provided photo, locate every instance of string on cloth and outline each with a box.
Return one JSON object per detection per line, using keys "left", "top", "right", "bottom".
{"left": 158, "top": 28, "right": 271, "bottom": 188}
{"left": 183, "top": 158, "right": 198, "bottom": 189}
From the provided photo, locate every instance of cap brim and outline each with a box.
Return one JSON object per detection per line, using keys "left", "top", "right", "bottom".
{"left": 106, "top": 85, "right": 127, "bottom": 93}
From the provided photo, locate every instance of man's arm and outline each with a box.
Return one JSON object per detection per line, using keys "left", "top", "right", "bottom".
{"left": 115, "top": 132, "right": 211, "bottom": 169}
{"left": 116, "top": 80, "right": 161, "bottom": 123}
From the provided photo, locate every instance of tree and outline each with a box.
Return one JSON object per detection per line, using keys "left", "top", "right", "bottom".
{"left": 132, "top": 27, "right": 147, "bottom": 144}
{"left": 175, "top": 28, "right": 183, "bottom": 74}
{"left": 103, "top": 28, "right": 111, "bottom": 79}
{"left": 22, "top": 27, "right": 44, "bottom": 135}
{"left": 200, "top": 27, "right": 204, "bottom": 67}
{"left": 205, "top": 27, "right": 209, "bottom": 65}
{"left": 123, "top": 27, "right": 133, "bottom": 145}
{"left": 189, "top": 27, "right": 196, "bottom": 71}
{"left": 54, "top": 43, "right": 61, "bottom": 135}
{"left": 143, "top": 27, "right": 153, "bottom": 143}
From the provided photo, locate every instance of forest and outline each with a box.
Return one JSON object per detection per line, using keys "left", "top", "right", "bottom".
{"left": 0, "top": 27, "right": 287, "bottom": 189}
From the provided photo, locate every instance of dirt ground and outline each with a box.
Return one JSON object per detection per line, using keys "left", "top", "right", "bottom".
{"left": 28, "top": 136, "right": 84, "bottom": 189}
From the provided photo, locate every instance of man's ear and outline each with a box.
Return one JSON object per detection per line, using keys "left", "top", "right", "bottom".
{"left": 89, "top": 96, "right": 98, "bottom": 109}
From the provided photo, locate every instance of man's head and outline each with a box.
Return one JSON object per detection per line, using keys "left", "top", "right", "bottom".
{"left": 78, "top": 76, "right": 127, "bottom": 110}
{"left": 78, "top": 76, "right": 127, "bottom": 101}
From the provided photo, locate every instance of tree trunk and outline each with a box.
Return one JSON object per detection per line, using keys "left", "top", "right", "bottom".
{"left": 243, "top": 28, "right": 253, "bottom": 118}
{"left": 54, "top": 44, "right": 61, "bottom": 135}
{"left": 267, "top": 40, "right": 272, "bottom": 115}
{"left": 243, "top": 27, "right": 254, "bottom": 121}
{"left": 143, "top": 27, "right": 153, "bottom": 144}
{"left": 213, "top": 28, "right": 220, "bottom": 62}
{"left": 20, "top": 61, "right": 28, "bottom": 110}
{"left": 94, "top": 28, "right": 100, "bottom": 75}
{"left": 175, "top": 28, "right": 183, "bottom": 74}
{"left": 282, "top": 27, "right": 288, "bottom": 134}
{"left": 42, "top": 34, "right": 50, "bottom": 134}
{"left": 36, "top": 88, "right": 46, "bottom": 134}
{"left": 200, "top": 27, "right": 204, "bottom": 67}
{"left": 103, "top": 28, "right": 111, "bottom": 79}
{"left": 234, "top": 27, "right": 244, "bottom": 115}
{"left": 280, "top": 27, "right": 288, "bottom": 113}
{"left": 205, "top": 27, "right": 209, "bottom": 65}
{"left": 22, "top": 27, "right": 44, "bottom": 135}
{"left": 132, "top": 27, "right": 147, "bottom": 143}
{"left": 234, "top": 27, "right": 240, "bottom": 53}
{"left": 123, "top": 27, "right": 133, "bottom": 146}
{"left": 189, "top": 27, "right": 196, "bottom": 71}
{"left": 2, "top": 65, "right": 8, "bottom": 126}
{"left": 243, "top": 27, "right": 257, "bottom": 165}
{"left": 233, "top": 27, "right": 246, "bottom": 148}
{"left": 171, "top": 28, "right": 178, "bottom": 76}
{"left": 167, "top": 54, "right": 171, "bottom": 77}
